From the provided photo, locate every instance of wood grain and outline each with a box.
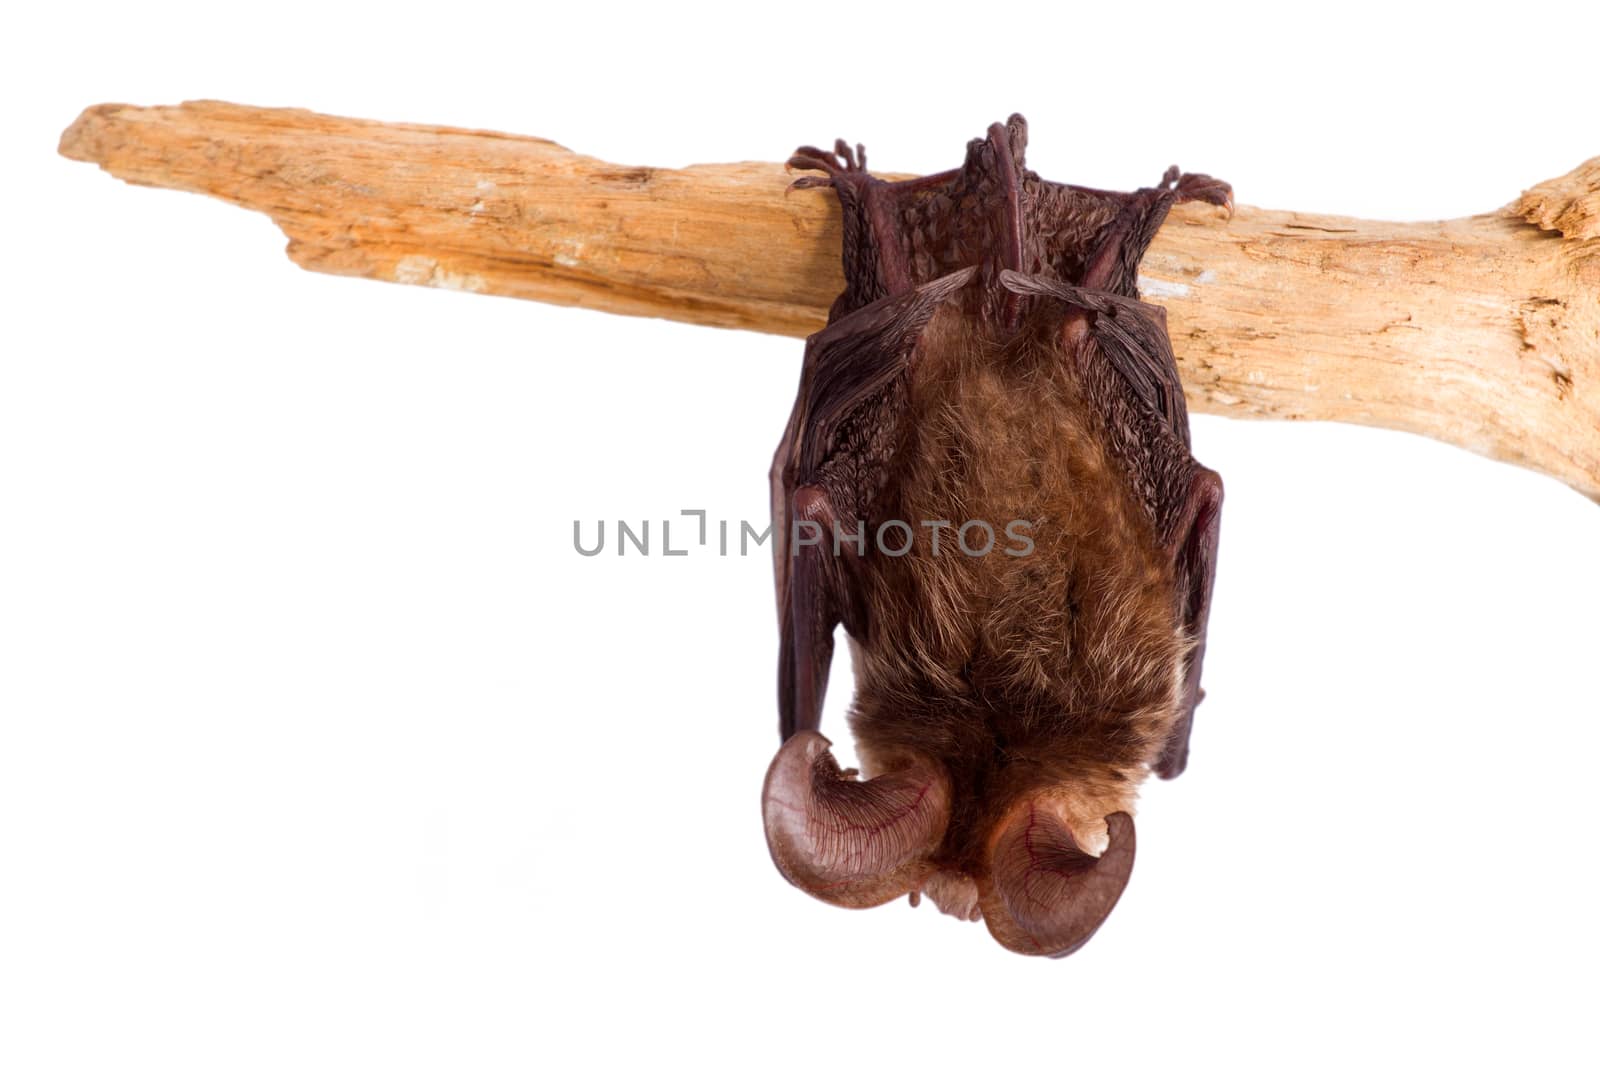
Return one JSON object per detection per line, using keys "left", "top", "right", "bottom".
{"left": 59, "top": 100, "right": 1600, "bottom": 499}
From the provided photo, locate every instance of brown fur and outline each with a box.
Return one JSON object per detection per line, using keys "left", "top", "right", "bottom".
{"left": 848, "top": 304, "right": 1184, "bottom": 880}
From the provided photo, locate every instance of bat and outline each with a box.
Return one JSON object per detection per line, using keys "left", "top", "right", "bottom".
{"left": 761, "top": 114, "right": 1231, "bottom": 957}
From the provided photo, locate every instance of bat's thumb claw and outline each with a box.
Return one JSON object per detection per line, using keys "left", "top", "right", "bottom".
{"left": 786, "top": 176, "right": 834, "bottom": 194}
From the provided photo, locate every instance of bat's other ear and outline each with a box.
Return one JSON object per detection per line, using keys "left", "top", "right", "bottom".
{"left": 761, "top": 731, "right": 950, "bottom": 909}
{"left": 979, "top": 807, "right": 1136, "bottom": 958}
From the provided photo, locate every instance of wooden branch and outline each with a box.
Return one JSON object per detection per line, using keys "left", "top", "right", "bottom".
{"left": 59, "top": 100, "right": 1600, "bottom": 500}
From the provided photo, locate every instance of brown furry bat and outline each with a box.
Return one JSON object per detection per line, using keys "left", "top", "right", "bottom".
{"left": 762, "top": 115, "right": 1229, "bottom": 957}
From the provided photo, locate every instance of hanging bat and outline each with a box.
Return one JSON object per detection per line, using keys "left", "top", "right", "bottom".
{"left": 762, "top": 114, "right": 1230, "bottom": 957}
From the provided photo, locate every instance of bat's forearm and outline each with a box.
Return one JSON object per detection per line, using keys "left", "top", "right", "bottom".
{"left": 59, "top": 101, "right": 1600, "bottom": 500}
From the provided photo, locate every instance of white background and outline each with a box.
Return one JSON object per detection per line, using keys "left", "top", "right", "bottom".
{"left": 4, "top": 3, "right": 1598, "bottom": 1064}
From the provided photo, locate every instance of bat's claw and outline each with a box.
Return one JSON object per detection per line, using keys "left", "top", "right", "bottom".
{"left": 786, "top": 175, "right": 834, "bottom": 193}
{"left": 1173, "top": 171, "right": 1235, "bottom": 218}
{"left": 789, "top": 141, "right": 867, "bottom": 173}
{"left": 787, "top": 139, "right": 876, "bottom": 198}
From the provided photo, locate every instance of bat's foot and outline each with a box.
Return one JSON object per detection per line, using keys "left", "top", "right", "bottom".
{"left": 786, "top": 139, "right": 870, "bottom": 192}
{"left": 1162, "top": 167, "right": 1234, "bottom": 217}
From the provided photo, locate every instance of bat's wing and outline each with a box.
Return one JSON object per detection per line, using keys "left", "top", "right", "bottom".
{"left": 770, "top": 269, "right": 975, "bottom": 739}
{"left": 1155, "top": 464, "right": 1222, "bottom": 779}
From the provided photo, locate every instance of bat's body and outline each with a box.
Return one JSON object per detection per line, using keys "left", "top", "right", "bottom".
{"left": 763, "top": 116, "right": 1228, "bottom": 956}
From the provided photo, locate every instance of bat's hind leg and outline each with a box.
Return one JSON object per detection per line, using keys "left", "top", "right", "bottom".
{"left": 787, "top": 134, "right": 919, "bottom": 306}
{"left": 1079, "top": 168, "right": 1234, "bottom": 297}
{"left": 1168, "top": 168, "right": 1233, "bottom": 214}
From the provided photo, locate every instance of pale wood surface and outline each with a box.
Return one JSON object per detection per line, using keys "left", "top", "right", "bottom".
{"left": 59, "top": 101, "right": 1600, "bottom": 499}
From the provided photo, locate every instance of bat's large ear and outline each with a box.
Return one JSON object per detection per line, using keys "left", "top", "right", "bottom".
{"left": 761, "top": 731, "right": 950, "bottom": 909}
{"left": 979, "top": 806, "right": 1136, "bottom": 958}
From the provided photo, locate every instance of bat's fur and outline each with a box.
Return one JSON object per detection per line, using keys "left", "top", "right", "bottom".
{"left": 847, "top": 309, "right": 1187, "bottom": 906}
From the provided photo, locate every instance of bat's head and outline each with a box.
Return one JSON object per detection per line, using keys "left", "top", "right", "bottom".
{"left": 761, "top": 729, "right": 1139, "bottom": 957}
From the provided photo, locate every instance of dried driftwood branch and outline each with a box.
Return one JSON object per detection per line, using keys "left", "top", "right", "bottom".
{"left": 59, "top": 101, "right": 1600, "bottom": 499}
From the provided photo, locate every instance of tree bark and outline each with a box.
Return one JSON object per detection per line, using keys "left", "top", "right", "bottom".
{"left": 59, "top": 100, "right": 1600, "bottom": 500}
